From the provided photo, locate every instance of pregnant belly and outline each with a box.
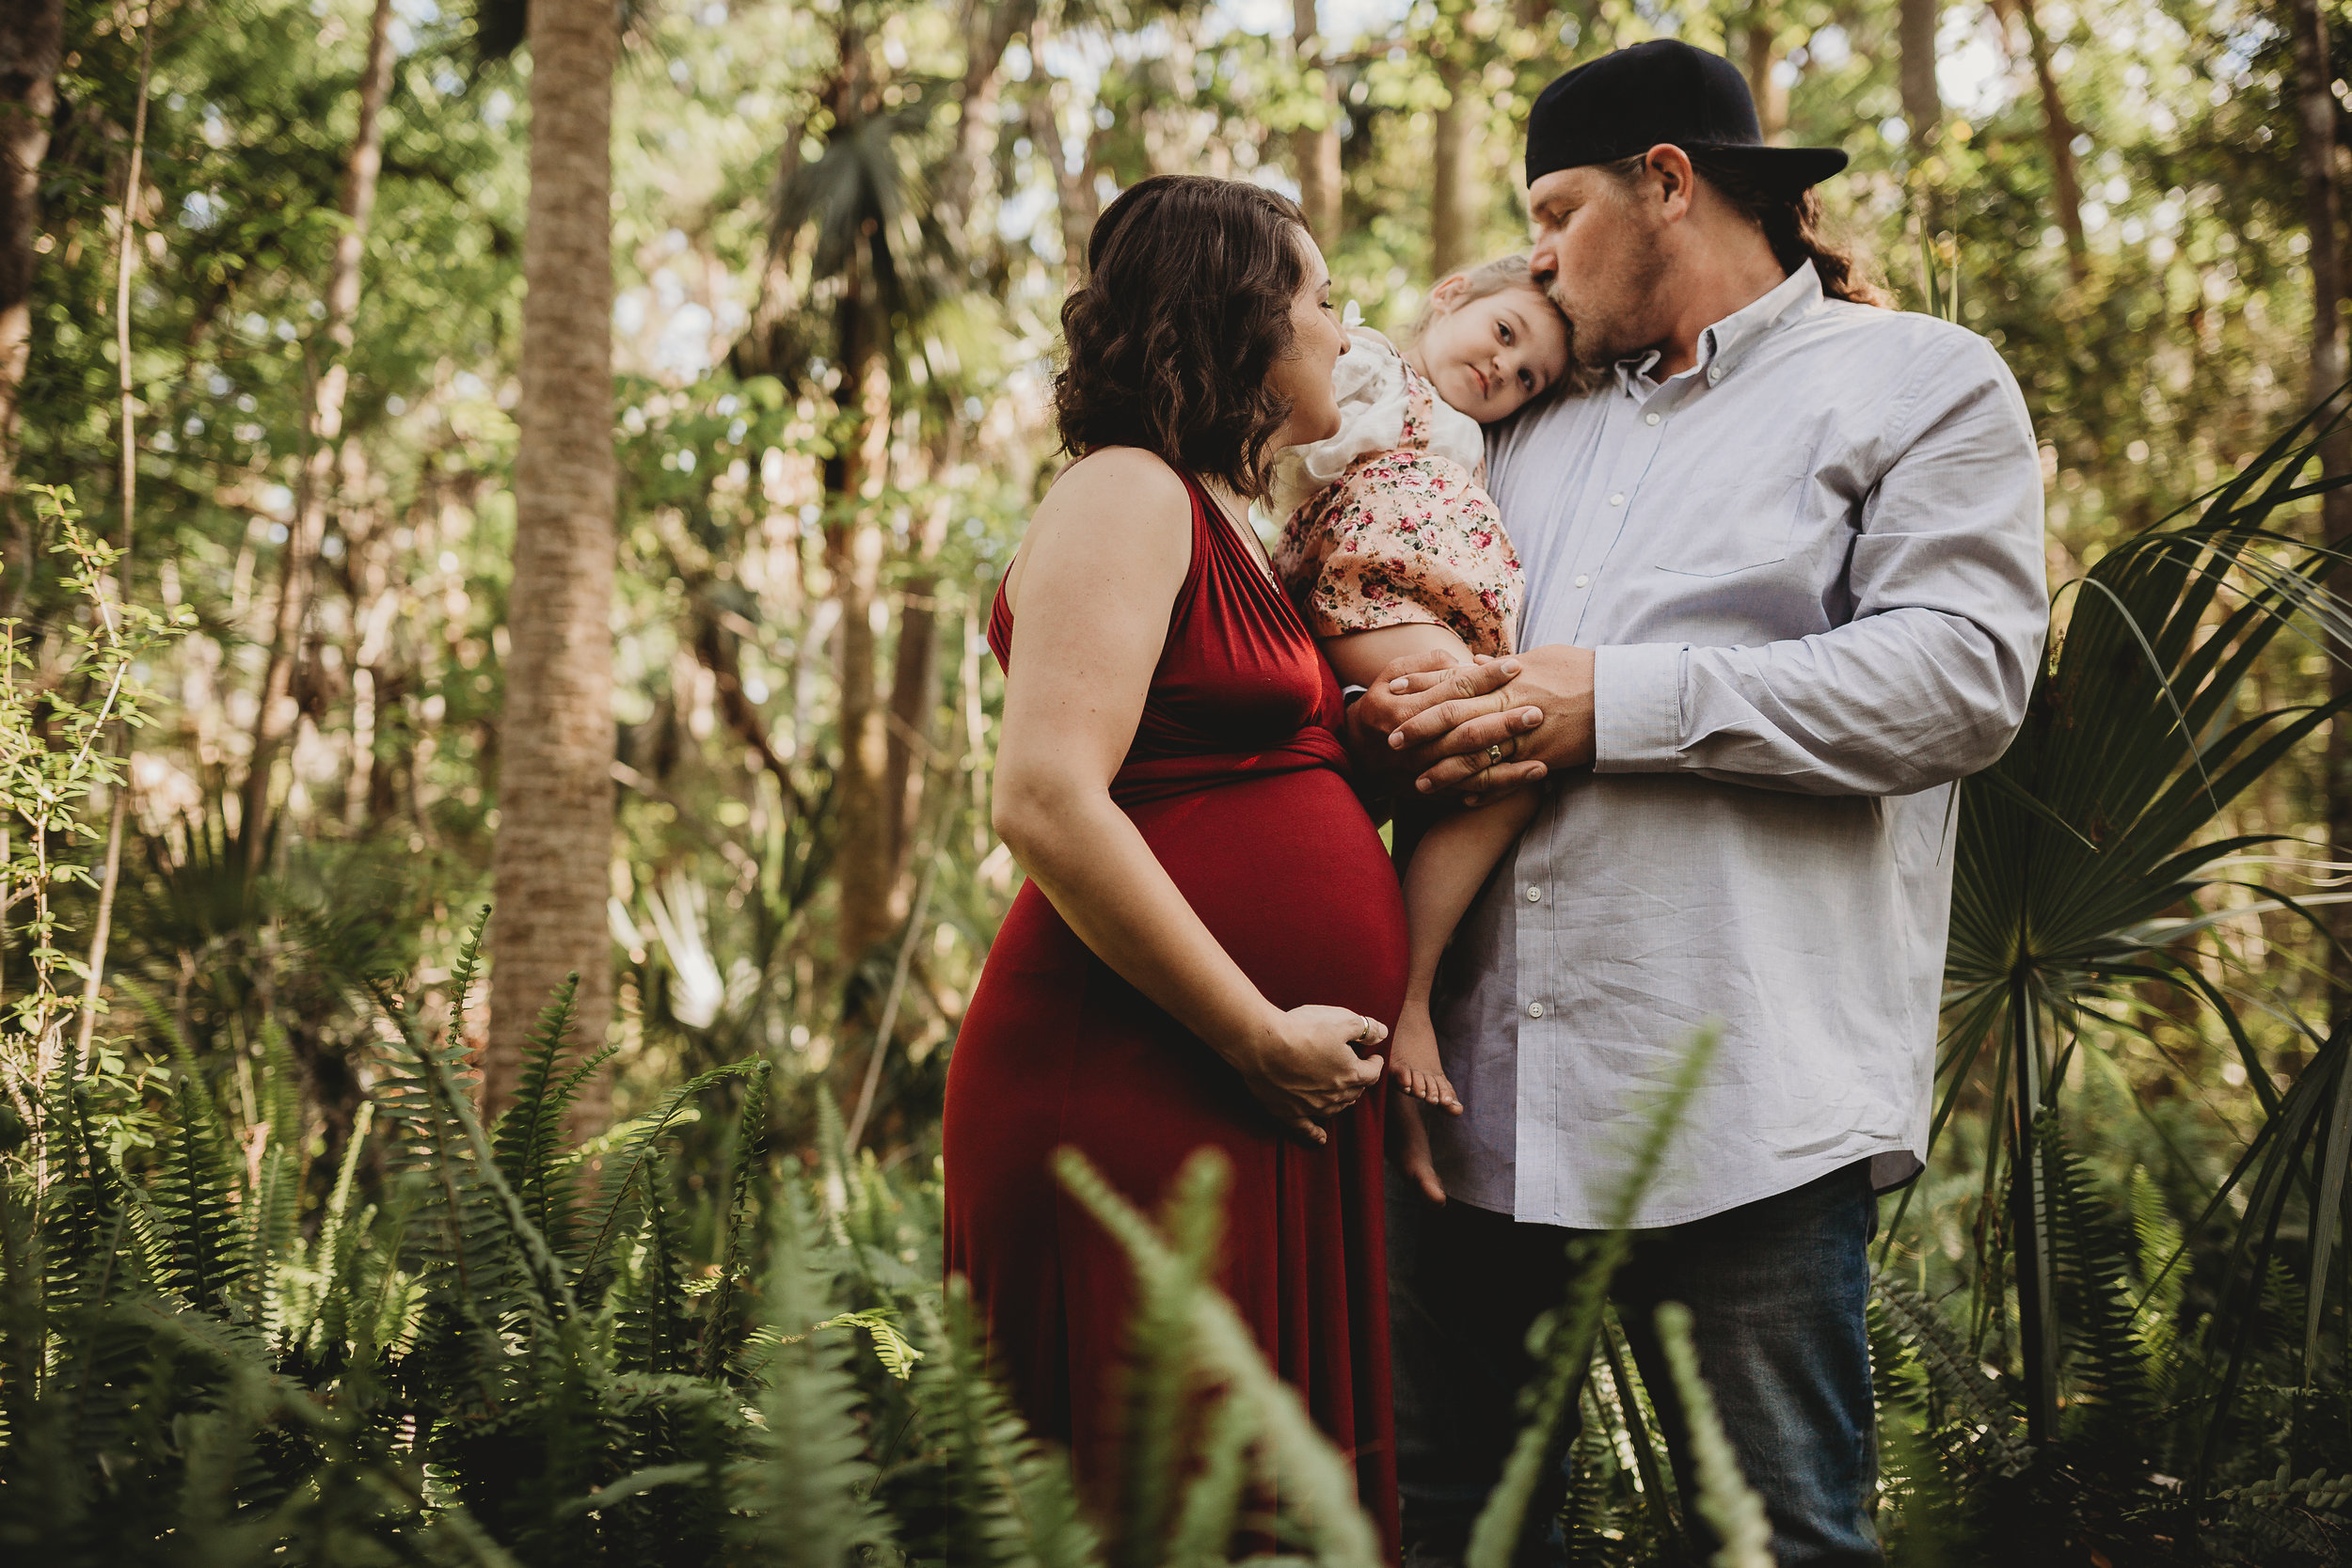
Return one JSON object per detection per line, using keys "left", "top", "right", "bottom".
{"left": 1126, "top": 767, "right": 1407, "bottom": 1022}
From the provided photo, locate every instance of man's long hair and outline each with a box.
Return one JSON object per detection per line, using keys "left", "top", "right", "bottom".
{"left": 1684, "top": 151, "right": 1889, "bottom": 307}
{"left": 1604, "top": 150, "right": 1889, "bottom": 308}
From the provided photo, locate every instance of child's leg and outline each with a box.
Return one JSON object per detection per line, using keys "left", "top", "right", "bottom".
{"left": 1389, "top": 788, "right": 1541, "bottom": 1112}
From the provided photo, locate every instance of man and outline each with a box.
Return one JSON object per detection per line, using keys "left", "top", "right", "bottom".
{"left": 1349, "top": 40, "right": 2049, "bottom": 1566}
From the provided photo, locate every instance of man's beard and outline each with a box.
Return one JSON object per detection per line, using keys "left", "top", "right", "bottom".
{"left": 1547, "top": 228, "right": 1670, "bottom": 370}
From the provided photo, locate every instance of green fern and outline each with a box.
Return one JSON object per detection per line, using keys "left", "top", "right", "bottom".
{"left": 730, "top": 1182, "right": 893, "bottom": 1568}
{"left": 488, "top": 973, "right": 617, "bottom": 1258}
{"left": 154, "top": 1072, "right": 250, "bottom": 1318}
{"left": 1653, "top": 1302, "right": 1772, "bottom": 1567}
{"left": 1057, "top": 1148, "right": 1385, "bottom": 1568}
{"left": 694, "top": 1060, "right": 770, "bottom": 1379}
{"left": 914, "top": 1285, "right": 1104, "bottom": 1568}
{"left": 1464, "top": 1026, "right": 1720, "bottom": 1568}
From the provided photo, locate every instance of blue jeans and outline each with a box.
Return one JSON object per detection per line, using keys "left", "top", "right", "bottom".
{"left": 1390, "top": 1162, "right": 1883, "bottom": 1567}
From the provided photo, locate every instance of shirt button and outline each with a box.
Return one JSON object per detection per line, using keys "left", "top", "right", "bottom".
{"left": 1526, "top": 1002, "right": 1545, "bottom": 1020}
{"left": 1573, "top": 574, "right": 1589, "bottom": 588}
{"left": 1645, "top": 412, "right": 1661, "bottom": 426}
{"left": 1525, "top": 884, "right": 1542, "bottom": 902}
{"left": 1608, "top": 493, "right": 1625, "bottom": 507}
{"left": 1707, "top": 366, "right": 1723, "bottom": 384}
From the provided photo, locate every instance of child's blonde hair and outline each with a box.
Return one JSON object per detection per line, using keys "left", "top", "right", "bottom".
{"left": 1406, "top": 254, "right": 1545, "bottom": 344}
{"left": 1407, "top": 252, "right": 1600, "bottom": 399}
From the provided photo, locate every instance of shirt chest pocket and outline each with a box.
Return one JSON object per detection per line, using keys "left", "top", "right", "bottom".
{"left": 1650, "top": 464, "right": 1812, "bottom": 578}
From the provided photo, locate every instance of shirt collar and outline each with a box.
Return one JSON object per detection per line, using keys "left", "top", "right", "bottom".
{"left": 1611, "top": 260, "right": 1825, "bottom": 397}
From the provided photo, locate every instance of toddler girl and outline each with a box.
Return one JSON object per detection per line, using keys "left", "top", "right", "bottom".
{"left": 1269, "top": 254, "right": 1572, "bottom": 1118}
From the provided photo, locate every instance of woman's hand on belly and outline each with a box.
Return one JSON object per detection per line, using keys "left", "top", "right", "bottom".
{"left": 1231, "top": 1006, "right": 1388, "bottom": 1145}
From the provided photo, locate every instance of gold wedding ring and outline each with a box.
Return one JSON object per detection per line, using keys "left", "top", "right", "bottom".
{"left": 1486, "top": 742, "right": 1504, "bottom": 766}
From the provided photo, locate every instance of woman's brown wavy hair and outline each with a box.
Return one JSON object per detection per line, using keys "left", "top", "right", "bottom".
{"left": 1053, "top": 174, "right": 1311, "bottom": 499}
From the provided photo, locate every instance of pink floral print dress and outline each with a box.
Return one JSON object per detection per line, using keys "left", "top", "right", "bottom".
{"left": 1268, "top": 330, "right": 1524, "bottom": 659}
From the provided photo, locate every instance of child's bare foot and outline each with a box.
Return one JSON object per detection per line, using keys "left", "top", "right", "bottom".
{"left": 1387, "top": 1001, "right": 1462, "bottom": 1115}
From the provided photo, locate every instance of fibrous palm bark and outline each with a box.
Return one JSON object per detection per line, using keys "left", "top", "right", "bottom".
{"left": 486, "top": 0, "right": 619, "bottom": 1125}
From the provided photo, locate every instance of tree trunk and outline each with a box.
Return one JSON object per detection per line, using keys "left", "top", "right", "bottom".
{"left": 936, "top": 0, "right": 1034, "bottom": 260}
{"left": 1742, "top": 17, "right": 1788, "bottom": 143}
{"left": 1029, "top": 70, "right": 1098, "bottom": 286}
{"left": 826, "top": 284, "right": 897, "bottom": 968}
{"left": 485, "top": 0, "right": 618, "bottom": 1126}
{"left": 1291, "top": 0, "right": 1342, "bottom": 247}
{"left": 240, "top": 0, "right": 397, "bottom": 868}
{"left": 0, "top": 0, "right": 60, "bottom": 567}
{"left": 1899, "top": 0, "right": 1942, "bottom": 149}
{"left": 2014, "top": 0, "right": 2087, "bottom": 281}
{"left": 2294, "top": 0, "right": 2352, "bottom": 1022}
{"left": 1429, "top": 57, "right": 1479, "bottom": 281}
{"left": 882, "top": 430, "right": 958, "bottom": 887}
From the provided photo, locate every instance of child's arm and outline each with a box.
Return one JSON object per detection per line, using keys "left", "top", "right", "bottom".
{"left": 1321, "top": 621, "right": 1469, "bottom": 691}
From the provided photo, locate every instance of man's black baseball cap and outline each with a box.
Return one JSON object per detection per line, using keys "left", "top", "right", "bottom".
{"left": 1525, "top": 40, "right": 1850, "bottom": 194}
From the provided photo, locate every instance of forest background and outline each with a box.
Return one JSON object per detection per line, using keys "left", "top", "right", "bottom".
{"left": 13, "top": 0, "right": 2352, "bottom": 1560}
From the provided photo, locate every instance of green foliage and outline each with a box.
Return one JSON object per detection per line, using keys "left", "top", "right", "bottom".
{"left": 1652, "top": 1303, "right": 1772, "bottom": 1568}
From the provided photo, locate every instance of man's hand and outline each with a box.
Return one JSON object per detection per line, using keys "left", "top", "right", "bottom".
{"left": 1384, "top": 643, "right": 1597, "bottom": 796}
{"left": 1346, "top": 651, "right": 1549, "bottom": 800}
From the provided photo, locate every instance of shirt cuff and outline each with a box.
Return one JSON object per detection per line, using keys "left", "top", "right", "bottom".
{"left": 1592, "top": 642, "right": 1687, "bottom": 772}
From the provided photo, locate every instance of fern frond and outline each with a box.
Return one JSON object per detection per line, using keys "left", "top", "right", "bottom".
{"left": 572, "top": 1061, "right": 759, "bottom": 1298}
{"left": 1465, "top": 1026, "right": 1719, "bottom": 1568}
{"left": 1653, "top": 1302, "right": 1772, "bottom": 1568}
{"left": 1869, "top": 1273, "right": 2033, "bottom": 1479}
{"left": 155, "top": 1073, "right": 251, "bottom": 1318}
{"left": 695, "top": 1061, "right": 770, "bottom": 1379}
{"left": 729, "top": 1182, "right": 892, "bottom": 1568}
{"left": 1057, "top": 1148, "right": 1384, "bottom": 1568}
{"left": 489, "top": 972, "right": 617, "bottom": 1258}
{"left": 615, "top": 1154, "right": 693, "bottom": 1376}
{"left": 917, "top": 1280, "right": 1103, "bottom": 1568}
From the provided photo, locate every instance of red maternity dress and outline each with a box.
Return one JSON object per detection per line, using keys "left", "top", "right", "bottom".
{"left": 943, "top": 468, "right": 1406, "bottom": 1554}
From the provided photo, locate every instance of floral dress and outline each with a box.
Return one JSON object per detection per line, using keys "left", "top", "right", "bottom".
{"left": 1268, "top": 327, "right": 1524, "bottom": 659}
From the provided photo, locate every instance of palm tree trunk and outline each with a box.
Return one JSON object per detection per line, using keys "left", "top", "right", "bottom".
{"left": 1429, "top": 57, "right": 1478, "bottom": 282}
{"left": 2292, "top": 0, "right": 2352, "bottom": 1022}
{"left": 0, "top": 0, "right": 60, "bottom": 602}
{"left": 2013, "top": 0, "right": 2087, "bottom": 281}
{"left": 1291, "top": 0, "right": 1342, "bottom": 248}
{"left": 485, "top": 0, "right": 618, "bottom": 1126}
{"left": 1899, "top": 0, "right": 1942, "bottom": 149}
{"left": 827, "top": 285, "right": 897, "bottom": 968}
{"left": 240, "top": 0, "right": 397, "bottom": 869}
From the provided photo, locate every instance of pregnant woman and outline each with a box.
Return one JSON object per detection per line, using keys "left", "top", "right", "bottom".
{"left": 943, "top": 174, "right": 1408, "bottom": 1548}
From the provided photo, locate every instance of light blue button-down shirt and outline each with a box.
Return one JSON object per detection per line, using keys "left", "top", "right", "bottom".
{"left": 1427, "top": 261, "right": 2049, "bottom": 1228}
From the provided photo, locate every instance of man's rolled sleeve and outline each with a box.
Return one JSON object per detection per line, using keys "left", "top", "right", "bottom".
{"left": 1592, "top": 641, "right": 1687, "bottom": 772}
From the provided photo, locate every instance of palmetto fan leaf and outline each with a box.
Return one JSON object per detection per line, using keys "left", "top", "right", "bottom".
{"left": 773, "top": 99, "right": 948, "bottom": 321}
{"left": 1935, "top": 391, "right": 2352, "bottom": 1447}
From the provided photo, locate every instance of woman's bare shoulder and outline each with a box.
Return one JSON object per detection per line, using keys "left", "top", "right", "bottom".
{"left": 1008, "top": 448, "right": 1195, "bottom": 612}
{"left": 1046, "top": 447, "right": 1194, "bottom": 517}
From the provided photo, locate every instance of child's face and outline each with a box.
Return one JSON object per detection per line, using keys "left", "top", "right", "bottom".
{"left": 1416, "top": 284, "right": 1571, "bottom": 424}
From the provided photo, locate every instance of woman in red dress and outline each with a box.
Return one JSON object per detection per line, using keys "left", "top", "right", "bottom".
{"left": 942, "top": 175, "right": 1406, "bottom": 1550}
